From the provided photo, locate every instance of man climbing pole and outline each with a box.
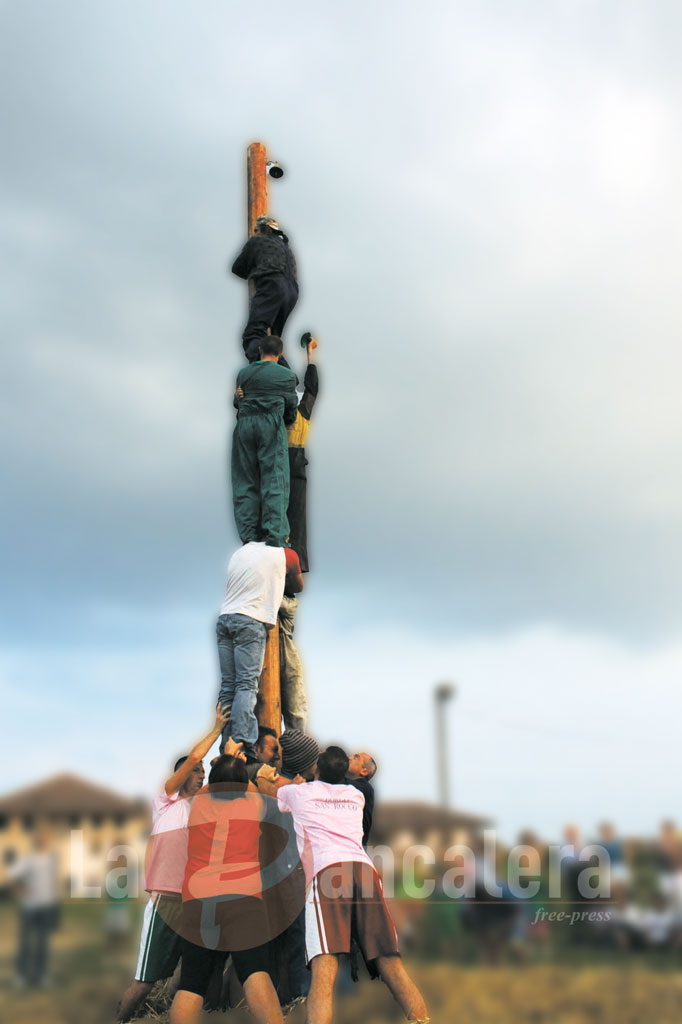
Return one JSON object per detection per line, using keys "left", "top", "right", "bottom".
{"left": 286, "top": 333, "right": 319, "bottom": 573}
{"left": 231, "top": 216, "right": 299, "bottom": 364}
{"left": 272, "top": 334, "right": 320, "bottom": 733}
{"left": 216, "top": 541, "right": 303, "bottom": 756}
{"left": 232, "top": 335, "right": 298, "bottom": 548}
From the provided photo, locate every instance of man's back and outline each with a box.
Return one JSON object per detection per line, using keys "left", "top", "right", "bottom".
{"left": 221, "top": 542, "right": 286, "bottom": 626}
{"left": 232, "top": 233, "right": 293, "bottom": 281}
{"left": 277, "top": 780, "right": 373, "bottom": 885}
{"left": 236, "top": 361, "right": 298, "bottom": 423}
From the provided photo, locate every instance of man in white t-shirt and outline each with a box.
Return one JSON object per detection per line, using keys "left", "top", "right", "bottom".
{"left": 277, "top": 747, "right": 429, "bottom": 1024}
{"left": 7, "top": 828, "right": 59, "bottom": 988}
{"left": 216, "top": 541, "right": 303, "bottom": 754}
{"left": 116, "top": 704, "right": 235, "bottom": 1022}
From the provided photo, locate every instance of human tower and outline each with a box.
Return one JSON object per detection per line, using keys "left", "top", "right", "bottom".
{"left": 116, "top": 147, "right": 430, "bottom": 1024}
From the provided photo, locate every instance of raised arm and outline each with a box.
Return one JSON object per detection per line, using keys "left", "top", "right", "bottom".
{"left": 252, "top": 765, "right": 306, "bottom": 797}
{"left": 283, "top": 383, "right": 299, "bottom": 427}
{"left": 284, "top": 549, "right": 304, "bottom": 595}
{"left": 298, "top": 362, "right": 319, "bottom": 422}
{"left": 231, "top": 238, "right": 255, "bottom": 280}
{"left": 164, "top": 703, "right": 230, "bottom": 796}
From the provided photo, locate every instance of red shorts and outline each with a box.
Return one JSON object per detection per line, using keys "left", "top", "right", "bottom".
{"left": 305, "top": 861, "right": 400, "bottom": 963}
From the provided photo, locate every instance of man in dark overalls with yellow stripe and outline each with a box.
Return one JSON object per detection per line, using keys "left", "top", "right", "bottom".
{"left": 232, "top": 335, "right": 298, "bottom": 547}
{"left": 285, "top": 335, "right": 319, "bottom": 573}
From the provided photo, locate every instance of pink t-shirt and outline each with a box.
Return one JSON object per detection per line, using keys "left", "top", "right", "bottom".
{"left": 145, "top": 790, "right": 193, "bottom": 894}
{"left": 277, "top": 781, "right": 373, "bottom": 885}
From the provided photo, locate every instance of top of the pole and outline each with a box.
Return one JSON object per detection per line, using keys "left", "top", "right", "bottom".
{"left": 247, "top": 142, "right": 268, "bottom": 236}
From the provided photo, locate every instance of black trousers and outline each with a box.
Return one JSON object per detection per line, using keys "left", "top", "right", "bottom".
{"left": 17, "top": 905, "right": 58, "bottom": 983}
{"left": 243, "top": 275, "right": 299, "bottom": 362}
{"left": 286, "top": 446, "right": 310, "bottom": 572}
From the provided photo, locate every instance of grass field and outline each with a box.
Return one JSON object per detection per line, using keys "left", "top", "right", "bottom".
{"left": 3, "top": 902, "right": 682, "bottom": 1023}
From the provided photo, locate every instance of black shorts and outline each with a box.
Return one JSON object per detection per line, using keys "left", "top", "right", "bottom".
{"left": 178, "top": 936, "right": 273, "bottom": 995}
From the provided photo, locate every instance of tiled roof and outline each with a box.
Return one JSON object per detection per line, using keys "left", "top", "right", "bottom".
{"left": 372, "top": 801, "right": 492, "bottom": 840}
{"left": 0, "top": 773, "right": 147, "bottom": 818}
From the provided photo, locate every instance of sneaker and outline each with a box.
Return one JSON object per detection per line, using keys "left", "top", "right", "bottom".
{"left": 242, "top": 744, "right": 259, "bottom": 764}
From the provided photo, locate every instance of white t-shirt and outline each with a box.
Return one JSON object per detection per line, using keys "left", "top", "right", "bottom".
{"left": 219, "top": 542, "right": 286, "bottom": 626}
{"left": 144, "top": 790, "right": 193, "bottom": 894}
{"left": 277, "top": 781, "right": 374, "bottom": 885}
{"left": 7, "top": 851, "right": 59, "bottom": 908}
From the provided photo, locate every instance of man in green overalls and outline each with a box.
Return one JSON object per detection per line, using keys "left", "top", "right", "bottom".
{"left": 232, "top": 335, "right": 298, "bottom": 547}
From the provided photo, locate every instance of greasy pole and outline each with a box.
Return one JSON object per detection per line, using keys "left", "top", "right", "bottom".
{"left": 247, "top": 142, "right": 268, "bottom": 235}
{"left": 246, "top": 142, "right": 281, "bottom": 735}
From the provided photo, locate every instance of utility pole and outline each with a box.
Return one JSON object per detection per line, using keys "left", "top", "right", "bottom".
{"left": 434, "top": 682, "right": 456, "bottom": 807}
{"left": 245, "top": 140, "right": 280, "bottom": 734}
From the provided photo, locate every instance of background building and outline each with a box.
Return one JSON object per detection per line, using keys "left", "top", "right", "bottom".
{"left": 0, "top": 774, "right": 149, "bottom": 896}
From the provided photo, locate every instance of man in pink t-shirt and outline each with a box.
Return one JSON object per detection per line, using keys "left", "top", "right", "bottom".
{"left": 277, "top": 747, "right": 429, "bottom": 1024}
{"left": 116, "top": 705, "right": 231, "bottom": 1023}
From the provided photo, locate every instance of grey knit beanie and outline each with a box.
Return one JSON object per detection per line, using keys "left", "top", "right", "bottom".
{"left": 280, "top": 730, "right": 320, "bottom": 775}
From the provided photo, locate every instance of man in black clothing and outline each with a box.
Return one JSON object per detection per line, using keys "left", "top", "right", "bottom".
{"left": 346, "top": 752, "right": 377, "bottom": 847}
{"left": 231, "top": 216, "right": 299, "bottom": 363}
{"left": 345, "top": 751, "right": 379, "bottom": 985}
{"left": 286, "top": 335, "right": 319, "bottom": 573}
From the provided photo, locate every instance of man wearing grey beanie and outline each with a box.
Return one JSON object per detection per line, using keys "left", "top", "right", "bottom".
{"left": 279, "top": 730, "right": 320, "bottom": 781}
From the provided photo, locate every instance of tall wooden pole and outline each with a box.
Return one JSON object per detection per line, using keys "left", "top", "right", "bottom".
{"left": 256, "top": 625, "right": 282, "bottom": 734}
{"left": 246, "top": 141, "right": 281, "bottom": 736}
{"left": 247, "top": 142, "right": 268, "bottom": 235}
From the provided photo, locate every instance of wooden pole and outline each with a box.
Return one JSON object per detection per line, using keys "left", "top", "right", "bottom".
{"left": 245, "top": 141, "right": 281, "bottom": 736}
{"left": 247, "top": 142, "right": 268, "bottom": 236}
{"left": 256, "top": 624, "right": 282, "bottom": 733}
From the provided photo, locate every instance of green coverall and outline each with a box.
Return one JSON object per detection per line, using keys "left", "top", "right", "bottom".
{"left": 231, "top": 360, "right": 299, "bottom": 547}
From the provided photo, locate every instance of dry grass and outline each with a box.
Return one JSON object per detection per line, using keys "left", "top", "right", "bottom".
{"left": 4, "top": 962, "right": 682, "bottom": 1023}
{"left": 2, "top": 901, "right": 682, "bottom": 1024}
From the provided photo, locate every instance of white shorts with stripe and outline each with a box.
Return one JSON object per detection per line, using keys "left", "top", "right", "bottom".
{"left": 305, "top": 861, "right": 400, "bottom": 963}
{"left": 135, "top": 892, "right": 183, "bottom": 983}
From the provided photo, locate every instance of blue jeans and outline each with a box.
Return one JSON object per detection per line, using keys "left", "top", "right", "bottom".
{"left": 216, "top": 613, "right": 267, "bottom": 748}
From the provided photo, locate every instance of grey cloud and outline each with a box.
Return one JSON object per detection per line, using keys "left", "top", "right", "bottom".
{"left": 2, "top": 1, "right": 682, "bottom": 647}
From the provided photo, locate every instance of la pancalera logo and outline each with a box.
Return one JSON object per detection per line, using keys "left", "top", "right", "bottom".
{"left": 70, "top": 788, "right": 616, "bottom": 950}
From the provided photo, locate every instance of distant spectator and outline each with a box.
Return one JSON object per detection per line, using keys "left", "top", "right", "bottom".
{"left": 656, "top": 820, "right": 682, "bottom": 911}
{"left": 460, "top": 839, "right": 520, "bottom": 965}
{"left": 597, "top": 821, "right": 629, "bottom": 887}
{"left": 7, "top": 827, "right": 59, "bottom": 988}
{"left": 614, "top": 891, "right": 682, "bottom": 950}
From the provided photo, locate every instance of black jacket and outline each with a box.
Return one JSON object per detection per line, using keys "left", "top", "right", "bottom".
{"left": 232, "top": 233, "right": 298, "bottom": 283}
{"left": 348, "top": 777, "right": 375, "bottom": 847}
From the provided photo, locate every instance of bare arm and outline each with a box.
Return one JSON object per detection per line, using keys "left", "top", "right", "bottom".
{"left": 164, "top": 703, "right": 230, "bottom": 796}
{"left": 253, "top": 766, "right": 305, "bottom": 797}
{"left": 285, "top": 567, "right": 304, "bottom": 594}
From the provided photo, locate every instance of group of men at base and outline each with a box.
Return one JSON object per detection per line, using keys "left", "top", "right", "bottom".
{"left": 116, "top": 715, "right": 429, "bottom": 1024}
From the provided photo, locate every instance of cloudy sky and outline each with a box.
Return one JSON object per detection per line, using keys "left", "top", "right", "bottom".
{"left": 2, "top": 0, "right": 682, "bottom": 841}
